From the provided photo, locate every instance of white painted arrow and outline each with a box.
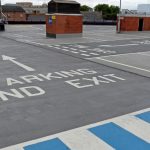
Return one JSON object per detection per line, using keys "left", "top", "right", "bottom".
{"left": 2, "top": 55, "right": 35, "bottom": 72}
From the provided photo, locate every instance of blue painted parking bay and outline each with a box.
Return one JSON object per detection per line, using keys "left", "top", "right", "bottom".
{"left": 24, "top": 138, "right": 70, "bottom": 150}
{"left": 89, "top": 122, "right": 150, "bottom": 150}
{"left": 2, "top": 108, "right": 150, "bottom": 150}
{"left": 136, "top": 111, "right": 150, "bottom": 124}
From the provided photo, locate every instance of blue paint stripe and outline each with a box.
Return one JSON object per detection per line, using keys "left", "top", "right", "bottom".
{"left": 89, "top": 122, "right": 150, "bottom": 150}
{"left": 24, "top": 138, "right": 70, "bottom": 150}
{"left": 136, "top": 111, "right": 150, "bottom": 123}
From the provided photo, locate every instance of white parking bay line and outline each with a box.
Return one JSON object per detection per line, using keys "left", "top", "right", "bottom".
{"left": 13, "top": 34, "right": 29, "bottom": 38}
{"left": 62, "top": 49, "right": 69, "bottom": 51}
{"left": 80, "top": 50, "right": 87, "bottom": 53}
{"left": 114, "top": 116, "right": 150, "bottom": 143}
{"left": 99, "top": 43, "right": 139, "bottom": 47}
{"left": 99, "top": 52, "right": 141, "bottom": 58}
{"left": 81, "top": 54, "right": 90, "bottom": 57}
{"left": 60, "top": 130, "right": 114, "bottom": 150}
{"left": 96, "top": 57, "right": 150, "bottom": 73}
{"left": 70, "top": 48, "right": 77, "bottom": 51}
{"left": 54, "top": 45, "right": 60, "bottom": 47}
{"left": 62, "top": 46, "right": 69, "bottom": 49}
{"left": 54, "top": 47, "right": 61, "bottom": 49}
{"left": 70, "top": 51, "right": 79, "bottom": 54}
{"left": 47, "top": 45, "right": 53, "bottom": 47}
{"left": 90, "top": 53, "right": 99, "bottom": 56}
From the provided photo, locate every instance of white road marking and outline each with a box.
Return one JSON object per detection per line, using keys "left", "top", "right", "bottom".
{"left": 99, "top": 44, "right": 139, "bottom": 47}
{"left": 73, "top": 45, "right": 89, "bottom": 49}
{"left": 54, "top": 45, "right": 60, "bottom": 47}
{"left": 32, "top": 27, "right": 43, "bottom": 31}
{"left": 70, "top": 48, "right": 77, "bottom": 51}
{"left": 80, "top": 50, "right": 87, "bottom": 53}
{"left": 2, "top": 55, "right": 35, "bottom": 72}
{"left": 81, "top": 54, "right": 90, "bottom": 57}
{"left": 62, "top": 46, "right": 69, "bottom": 49}
{"left": 62, "top": 49, "right": 69, "bottom": 51}
{"left": 21, "top": 40, "right": 46, "bottom": 46}
{"left": 54, "top": 47, "right": 61, "bottom": 49}
{"left": 47, "top": 45, "right": 53, "bottom": 48}
{"left": 131, "top": 40, "right": 150, "bottom": 45}
{"left": 90, "top": 53, "right": 99, "bottom": 56}
{"left": 13, "top": 34, "right": 29, "bottom": 38}
{"left": 95, "top": 57, "right": 150, "bottom": 73}
{"left": 114, "top": 116, "right": 150, "bottom": 143}
{"left": 98, "top": 52, "right": 143, "bottom": 58}
{"left": 60, "top": 130, "right": 114, "bottom": 150}
{"left": 70, "top": 51, "right": 79, "bottom": 54}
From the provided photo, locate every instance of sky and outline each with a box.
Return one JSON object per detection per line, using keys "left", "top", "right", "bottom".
{"left": 2, "top": 0, "right": 150, "bottom": 10}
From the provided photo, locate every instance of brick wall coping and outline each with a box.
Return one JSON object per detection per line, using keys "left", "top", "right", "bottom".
{"left": 117, "top": 14, "right": 150, "bottom": 17}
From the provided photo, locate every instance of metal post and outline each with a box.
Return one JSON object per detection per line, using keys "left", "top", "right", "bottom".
{"left": 0, "top": 0, "right": 2, "bottom": 19}
{"left": 117, "top": 0, "right": 122, "bottom": 33}
{"left": 120, "top": 0, "right": 121, "bottom": 12}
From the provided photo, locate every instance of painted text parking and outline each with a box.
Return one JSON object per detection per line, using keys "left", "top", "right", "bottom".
{"left": 0, "top": 69, "right": 126, "bottom": 101}
{"left": 65, "top": 74, "right": 125, "bottom": 88}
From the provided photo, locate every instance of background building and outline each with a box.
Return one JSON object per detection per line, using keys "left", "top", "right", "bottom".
{"left": 2, "top": 4, "right": 26, "bottom": 21}
{"left": 16, "top": 2, "right": 47, "bottom": 14}
{"left": 16, "top": 2, "right": 47, "bottom": 22}
{"left": 122, "top": 9, "right": 137, "bottom": 14}
{"left": 1, "top": 2, "right": 114, "bottom": 23}
{"left": 81, "top": 11, "right": 102, "bottom": 23}
{"left": 137, "top": 4, "right": 150, "bottom": 14}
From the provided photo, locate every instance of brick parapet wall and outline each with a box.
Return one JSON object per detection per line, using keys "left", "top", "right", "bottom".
{"left": 46, "top": 14, "right": 82, "bottom": 34}
{"left": 117, "top": 15, "right": 150, "bottom": 31}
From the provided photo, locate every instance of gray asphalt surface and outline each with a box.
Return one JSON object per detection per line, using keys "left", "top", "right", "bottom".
{"left": 0, "top": 25, "right": 150, "bottom": 148}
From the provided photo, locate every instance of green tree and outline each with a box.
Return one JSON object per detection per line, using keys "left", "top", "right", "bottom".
{"left": 80, "top": 5, "right": 92, "bottom": 11}
{"left": 110, "top": 5, "right": 119, "bottom": 14}
{"left": 94, "top": 4, "right": 110, "bottom": 14}
{"left": 94, "top": 4, "right": 119, "bottom": 20}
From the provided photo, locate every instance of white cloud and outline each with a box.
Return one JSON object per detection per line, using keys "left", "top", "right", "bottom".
{"left": 2, "top": 0, "right": 150, "bottom": 9}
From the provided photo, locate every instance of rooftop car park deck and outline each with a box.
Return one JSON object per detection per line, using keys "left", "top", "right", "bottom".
{"left": 0, "top": 25, "right": 150, "bottom": 150}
